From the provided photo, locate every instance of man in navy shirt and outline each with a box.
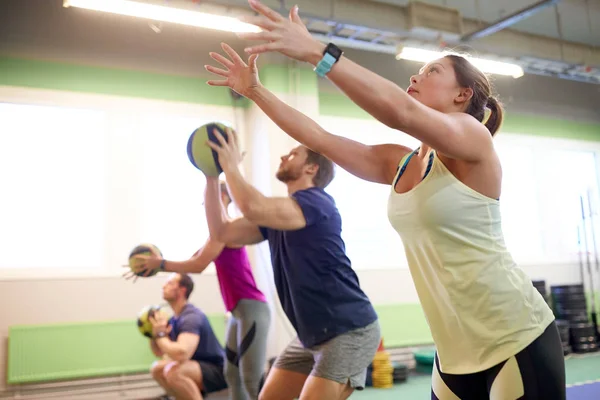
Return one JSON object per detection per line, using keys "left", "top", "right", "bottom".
{"left": 149, "top": 273, "right": 227, "bottom": 399}
{"left": 205, "top": 129, "right": 380, "bottom": 400}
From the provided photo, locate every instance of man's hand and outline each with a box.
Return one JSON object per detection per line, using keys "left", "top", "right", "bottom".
{"left": 206, "top": 127, "right": 243, "bottom": 174}
{"left": 149, "top": 311, "right": 171, "bottom": 338}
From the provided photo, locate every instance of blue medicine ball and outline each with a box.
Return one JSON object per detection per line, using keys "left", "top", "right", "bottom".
{"left": 186, "top": 122, "right": 231, "bottom": 177}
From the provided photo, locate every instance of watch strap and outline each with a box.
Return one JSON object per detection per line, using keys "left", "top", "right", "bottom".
{"left": 314, "top": 52, "right": 337, "bottom": 77}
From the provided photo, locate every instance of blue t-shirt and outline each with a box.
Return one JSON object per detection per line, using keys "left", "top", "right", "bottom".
{"left": 259, "top": 187, "right": 378, "bottom": 348}
{"left": 168, "top": 303, "right": 224, "bottom": 366}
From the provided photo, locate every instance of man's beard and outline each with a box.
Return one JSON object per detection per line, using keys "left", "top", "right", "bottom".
{"left": 276, "top": 166, "right": 301, "bottom": 183}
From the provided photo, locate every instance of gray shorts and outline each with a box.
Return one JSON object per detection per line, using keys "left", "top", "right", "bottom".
{"left": 273, "top": 320, "right": 381, "bottom": 390}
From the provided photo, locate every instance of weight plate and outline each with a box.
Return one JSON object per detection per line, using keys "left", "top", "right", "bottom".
{"left": 574, "top": 342, "right": 599, "bottom": 353}
{"left": 555, "top": 305, "right": 588, "bottom": 316}
{"left": 554, "top": 300, "right": 588, "bottom": 310}
{"left": 573, "top": 335, "right": 597, "bottom": 344}
{"left": 552, "top": 292, "right": 587, "bottom": 303}
{"left": 557, "top": 309, "right": 589, "bottom": 321}
{"left": 551, "top": 285, "right": 584, "bottom": 295}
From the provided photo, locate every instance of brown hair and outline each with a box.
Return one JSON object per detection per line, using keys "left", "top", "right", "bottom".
{"left": 445, "top": 54, "right": 504, "bottom": 136}
{"left": 305, "top": 149, "right": 335, "bottom": 189}
{"left": 178, "top": 273, "right": 194, "bottom": 299}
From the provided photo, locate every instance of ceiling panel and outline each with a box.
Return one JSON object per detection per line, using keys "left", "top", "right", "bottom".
{"left": 0, "top": 0, "right": 246, "bottom": 76}
{"left": 1, "top": 0, "right": 599, "bottom": 84}
{"left": 365, "top": 0, "right": 599, "bottom": 45}
{"left": 510, "top": 2, "right": 599, "bottom": 46}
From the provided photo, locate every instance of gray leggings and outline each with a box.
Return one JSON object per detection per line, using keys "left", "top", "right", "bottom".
{"left": 224, "top": 299, "right": 271, "bottom": 400}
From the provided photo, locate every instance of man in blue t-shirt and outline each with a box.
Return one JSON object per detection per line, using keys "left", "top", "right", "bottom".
{"left": 149, "top": 273, "right": 227, "bottom": 399}
{"left": 204, "top": 129, "right": 380, "bottom": 400}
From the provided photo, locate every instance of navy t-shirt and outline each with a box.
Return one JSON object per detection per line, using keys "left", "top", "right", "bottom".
{"left": 259, "top": 187, "right": 378, "bottom": 348}
{"left": 168, "top": 303, "right": 224, "bottom": 366}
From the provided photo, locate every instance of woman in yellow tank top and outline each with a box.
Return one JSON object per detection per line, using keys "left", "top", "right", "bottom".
{"left": 203, "top": 1, "right": 566, "bottom": 398}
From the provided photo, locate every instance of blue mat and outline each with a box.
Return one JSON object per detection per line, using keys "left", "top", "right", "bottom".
{"left": 567, "top": 381, "right": 600, "bottom": 399}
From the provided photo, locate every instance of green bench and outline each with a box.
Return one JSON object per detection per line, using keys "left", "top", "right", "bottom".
{"left": 7, "top": 314, "right": 227, "bottom": 384}
{"left": 7, "top": 304, "right": 433, "bottom": 385}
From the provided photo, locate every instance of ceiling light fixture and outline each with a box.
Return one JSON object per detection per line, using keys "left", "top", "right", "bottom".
{"left": 63, "top": 0, "right": 261, "bottom": 33}
{"left": 396, "top": 47, "right": 524, "bottom": 78}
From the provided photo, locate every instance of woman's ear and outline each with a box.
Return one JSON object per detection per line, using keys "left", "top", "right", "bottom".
{"left": 455, "top": 87, "right": 474, "bottom": 105}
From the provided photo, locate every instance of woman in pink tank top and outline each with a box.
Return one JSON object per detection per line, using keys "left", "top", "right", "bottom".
{"left": 129, "top": 182, "right": 271, "bottom": 400}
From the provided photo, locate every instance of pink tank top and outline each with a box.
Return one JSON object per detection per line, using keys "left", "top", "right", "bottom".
{"left": 214, "top": 246, "right": 267, "bottom": 312}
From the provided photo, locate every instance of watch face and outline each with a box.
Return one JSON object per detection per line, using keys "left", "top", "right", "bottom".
{"left": 326, "top": 43, "right": 343, "bottom": 59}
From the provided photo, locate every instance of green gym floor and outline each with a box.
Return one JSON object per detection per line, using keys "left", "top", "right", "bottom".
{"left": 351, "top": 352, "right": 600, "bottom": 399}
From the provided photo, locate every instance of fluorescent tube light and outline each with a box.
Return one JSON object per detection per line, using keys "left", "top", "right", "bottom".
{"left": 396, "top": 47, "right": 524, "bottom": 78}
{"left": 63, "top": 0, "right": 261, "bottom": 33}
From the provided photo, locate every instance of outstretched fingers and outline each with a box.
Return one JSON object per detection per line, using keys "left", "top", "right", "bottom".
{"left": 206, "top": 129, "right": 227, "bottom": 152}
{"left": 209, "top": 51, "right": 234, "bottom": 69}
{"left": 244, "top": 41, "right": 283, "bottom": 55}
{"left": 239, "top": 15, "right": 279, "bottom": 31}
{"left": 237, "top": 30, "right": 281, "bottom": 42}
{"left": 247, "top": 0, "right": 284, "bottom": 23}
{"left": 224, "top": 127, "right": 239, "bottom": 149}
{"left": 206, "top": 79, "right": 230, "bottom": 87}
{"left": 221, "top": 43, "right": 246, "bottom": 66}
{"left": 289, "top": 4, "right": 306, "bottom": 27}
{"left": 248, "top": 54, "right": 259, "bottom": 69}
{"left": 212, "top": 129, "right": 229, "bottom": 147}
{"left": 122, "top": 269, "right": 139, "bottom": 283}
{"left": 205, "top": 65, "right": 230, "bottom": 78}
{"left": 206, "top": 51, "right": 233, "bottom": 84}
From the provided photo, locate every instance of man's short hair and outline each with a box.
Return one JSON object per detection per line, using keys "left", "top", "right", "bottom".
{"left": 178, "top": 273, "right": 194, "bottom": 299}
{"left": 305, "top": 149, "right": 335, "bottom": 189}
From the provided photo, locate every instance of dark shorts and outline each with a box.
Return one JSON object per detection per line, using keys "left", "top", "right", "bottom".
{"left": 198, "top": 360, "right": 228, "bottom": 395}
{"left": 431, "top": 320, "right": 566, "bottom": 399}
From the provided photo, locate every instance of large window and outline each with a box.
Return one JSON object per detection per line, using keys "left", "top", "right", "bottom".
{"left": 319, "top": 116, "right": 600, "bottom": 269}
{"left": 0, "top": 98, "right": 235, "bottom": 277}
{"left": 0, "top": 103, "right": 106, "bottom": 269}
{"left": 320, "top": 117, "right": 420, "bottom": 269}
{"left": 494, "top": 141, "right": 545, "bottom": 265}
{"left": 531, "top": 146, "right": 599, "bottom": 264}
{"left": 137, "top": 114, "right": 213, "bottom": 262}
{"left": 495, "top": 135, "right": 600, "bottom": 265}
{"left": 2, "top": 98, "right": 598, "bottom": 275}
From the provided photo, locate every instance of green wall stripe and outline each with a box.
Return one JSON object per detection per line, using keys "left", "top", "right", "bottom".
{"left": 2, "top": 56, "right": 599, "bottom": 141}
{"left": 318, "top": 92, "right": 600, "bottom": 141}
{"left": 259, "top": 64, "right": 318, "bottom": 97}
{"left": 319, "top": 92, "right": 372, "bottom": 119}
{"left": 0, "top": 57, "right": 250, "bottom": 108}
{"left": 502, "top": 114, "right": 600, "bottom": 141}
